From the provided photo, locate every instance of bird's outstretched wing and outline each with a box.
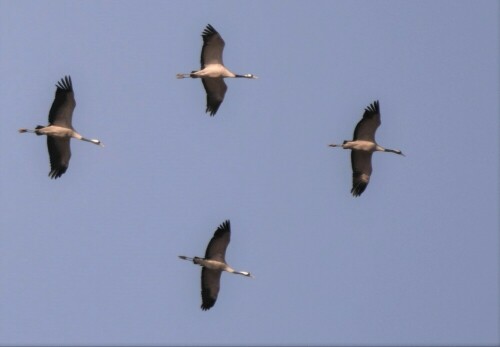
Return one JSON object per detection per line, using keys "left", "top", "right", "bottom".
{"left": 200, "top": 267, "right": 222, "bottom": 311}
{"left": 350, "top": 150, "right": 373, "bottom": 197}
{"left": 48, "top": 75, "right": 76, "bottom": 128}
{"left": 202, "top": 78, "right": 227, "bottom": 116}
{"left": 353, "top": 100, "right": 380, "bottom": 142}
{"left": 204, "top": 220, "right": 231, "bottom": 262}
{"left": 200, "top": 24, "right": 225, "bottom": 68}
{"left": 47, "top": 136, "right": 71, "bottom": 179}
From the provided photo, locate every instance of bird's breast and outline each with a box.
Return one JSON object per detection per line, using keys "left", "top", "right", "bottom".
{"left": 194, "top": 258, "right": 227, "bottom": 270}
{"left": 344, "top": 140, "right": 377, "bottom": 152}
{"left": 38, "top": 125, "right": 74, "bottom": 138}
{"left": 197, "top": 64, "right": 234, "bottom": 78}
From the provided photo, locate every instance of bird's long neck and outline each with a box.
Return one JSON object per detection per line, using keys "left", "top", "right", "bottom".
{"left": 234, "top": 74, "right": 255, "bottom": 79}
{"left": 232, "top": 270, "right": 253, "bottom": 278}
{"left": 383, "top": 148, "right": 404, "bottom": 155}
{"left": 80, "top": 137, "right": 103, "bottom": 146}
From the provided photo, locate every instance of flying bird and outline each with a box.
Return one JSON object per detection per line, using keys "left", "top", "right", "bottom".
{"left": 329, "top": 100, "right": 404, "bottom": 197}
{"left": 19, "top": 76, "right": 103, "bottom": 179}
{"left": 176, "top": 24, "right": 257, "bottom": 116}
{"left": 179, "top": 220, "right": 254, "bottom": 311}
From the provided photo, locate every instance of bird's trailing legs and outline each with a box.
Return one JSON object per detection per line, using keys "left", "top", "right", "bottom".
{"left": 18, "top": 128, "right": 40, "bottom": 134}
{"left": 176, "top": 73, "right": 199, "bottom": 79}
{"left": 328, "top": 140, "right": 349, "bottom": 148}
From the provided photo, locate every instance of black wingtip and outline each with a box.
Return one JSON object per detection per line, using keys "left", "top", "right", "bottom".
{"left": 205, "top": 106, "right": 217, "bottom": 116}
{"left": 218, "top": 220, "right": 230, "bottom": 231}
{"left": 202, "top": 24, "right": 218, "bottom": 38}
{"left": 365, "top": 100, "right": 379, "bottom": 114}
{"left": 201, "top": 300, "right": 215, "bottom": 311}
{"left": 55, "top": 75, "right": 73, "bottom": 92}
{"left": 351, "top": 182, "right": 367, "bottom": 197}
{"left": 48, "top": 167, "right": 67, "bottom": 179}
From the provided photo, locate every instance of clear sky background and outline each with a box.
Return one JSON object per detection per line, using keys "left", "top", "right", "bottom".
{"left": 0, "top": 1, "right": 498, "bottom": 345}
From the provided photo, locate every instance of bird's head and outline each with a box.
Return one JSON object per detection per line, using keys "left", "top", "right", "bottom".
{"left": 91, "top": 139, "right": 104, "bottom": 147}
{"left": 385, "top": 148, "right": 405, "bottom": 156}
{"left": 241, "top": 271, "right": 254, "bottom": 278}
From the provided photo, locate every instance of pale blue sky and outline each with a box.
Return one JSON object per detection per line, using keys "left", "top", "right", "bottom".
{"left": 0, "top": 1, "right": 498, "bottom": 345}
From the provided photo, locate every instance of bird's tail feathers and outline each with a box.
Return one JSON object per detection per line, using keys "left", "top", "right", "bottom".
{"left": 35, "top": 125, "right": 45, "bottom": 135}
